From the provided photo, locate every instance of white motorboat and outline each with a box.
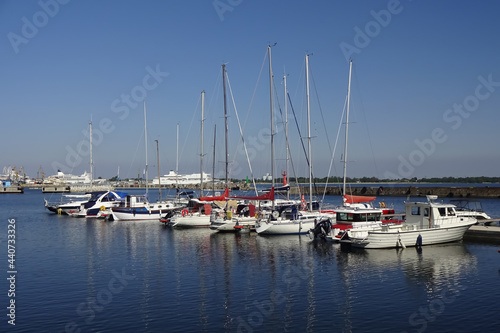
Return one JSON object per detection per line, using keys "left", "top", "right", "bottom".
{"left": 44, "top": 193, "right": 91, "bottom": 215}
{"left": 450, "top": 199, "right": 492, "bottom": 222}
{"left": 74, "top": 190, "right": 128, "bottom": 218}
{"left": 307, "top": 194, "right": 399, "bottom": 241}
{"left": 340, "top": 195, "right": 477, "bottom": 249}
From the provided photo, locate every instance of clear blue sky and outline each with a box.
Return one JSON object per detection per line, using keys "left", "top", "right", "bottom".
{"left": 1, "top": 0, "right": 499, "bottom": 181}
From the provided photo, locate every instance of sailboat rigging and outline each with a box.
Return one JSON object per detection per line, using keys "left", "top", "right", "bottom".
{"left": 255, "top": 49, "right": 333, "bottom": 235}
{"left": 110, "top": 101, "right": 185, "bottom": 221}
{"left": 200, "top": 90, "right": 205, "bottom": 196}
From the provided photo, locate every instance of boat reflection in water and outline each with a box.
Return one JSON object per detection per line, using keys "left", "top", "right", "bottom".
{"left": 322, "top": 242, "right": 478, "bottom": 332}
{"left": 71, "top": 217, "right": 478, "bottom": 332}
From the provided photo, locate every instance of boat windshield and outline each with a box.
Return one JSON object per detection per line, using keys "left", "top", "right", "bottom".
{"left": 450, "top": 199, "right": 484, "bottom": 212}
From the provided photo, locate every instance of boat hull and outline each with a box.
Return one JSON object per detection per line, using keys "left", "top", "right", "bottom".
{"left": 346, "top": 221, "right": 475, "bottom": 249}
{"left": 111, "top": 208, "right": 165, "bottom": 221}
{"left": 170, "top": 214, "right": 211, "bottom": 228}
{"left": 44, "top": 199, "right": 88, "bottom": 215}
{"left": 256, "top": 218, "right": 315, "bottom": 235}
{"left": 211, "top": 217, "right": 257, "bottom": 232}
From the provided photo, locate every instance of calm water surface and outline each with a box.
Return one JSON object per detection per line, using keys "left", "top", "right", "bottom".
{"left": 1, "top": 189, "right": 500, "bottom": 332}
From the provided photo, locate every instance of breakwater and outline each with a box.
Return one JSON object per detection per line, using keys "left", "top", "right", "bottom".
{"left": 25, "top": 183, "right": 500, "bottom": 198}
{"left": 289, "top": 185, "right": 500, "bottom": 199}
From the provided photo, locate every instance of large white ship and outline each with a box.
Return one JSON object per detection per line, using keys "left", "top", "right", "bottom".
{"left": 151, "top": 170, "right": 215, "bottom": 186}
{"left": 45, "top": 170, "right": 92, "bottom": 184}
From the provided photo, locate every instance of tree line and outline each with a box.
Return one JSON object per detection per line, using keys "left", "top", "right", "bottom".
{"left": 255, "top": 176, "right": 500, "bottom": 184}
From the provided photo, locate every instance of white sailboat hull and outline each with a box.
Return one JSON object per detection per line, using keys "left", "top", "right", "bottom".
{"left": 211, "top": 217, "right": 257, "bottom": 232}
{"left": 111, "top": 201, "right": 181, "bottom": 221}
{"left": 256, "top": 217, "right": 316, "bottom": 235}
{"left": 111, "top": 207, "right": 170, "bottom": 221}
{"left": 170, "top": 214, "right": 211, "bottom": 228}
{"left": 346, "top": 220, "right": 475, "bottom": 249}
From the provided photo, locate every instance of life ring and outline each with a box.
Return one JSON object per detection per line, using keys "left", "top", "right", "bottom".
{"left": 181, "top": 209, "right": 189, "bottom": 217}
{"left": 100, "top": 206, "right": 106, "bottom": 211}
{"left": 379, "top": 202, "right": 386, "bottom": 208}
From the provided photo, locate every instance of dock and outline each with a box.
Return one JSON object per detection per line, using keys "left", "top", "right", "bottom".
{"left": 41, "top": 185, "right": 71, "bottom": 193}
{"left": 0, "top": 186, "right": 24, "bottom": 194}
{"left": 464, "top": 225, "right": 500, "bottom": 243}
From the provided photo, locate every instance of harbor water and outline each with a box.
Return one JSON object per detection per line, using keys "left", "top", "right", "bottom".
{"left": 2, "top": 189, "right": 500, "bottom": 332}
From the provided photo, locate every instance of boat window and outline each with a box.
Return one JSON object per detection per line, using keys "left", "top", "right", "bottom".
{"left": 336, "top": 213, "right": 351, "bottom": 222}
{"left": 90, "top": 193, "right": 101, "bottom": 201}
{"left": 438, "top": 208, "right": 446, "bottom": 216}
{"left": 411, "top": 207, "right": 420, "bottom": 215}
{"left": 364, "top": 213, "right": 381, "bottom": 221}
{"left": 447, "top": 207, "right": 455, "bottom": 216}
{"left": 424, "top": 208, "right": 429, "bottom": 217}
{"left": 336, "top": 212, "right": 381, "bottom": 222}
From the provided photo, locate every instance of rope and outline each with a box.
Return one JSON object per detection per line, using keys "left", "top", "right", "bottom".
{"left": 225, "top": 72, "right": 258, "bottom": 195}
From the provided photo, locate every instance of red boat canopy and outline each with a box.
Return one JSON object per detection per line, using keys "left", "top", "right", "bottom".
{"left": 229, "top": 187, "right": 274, "bottom": 201}
{"left": 199, "top": 188, "right": 229, "bottom": 202}
{"left": 343, "top": 194, "right": 376, "bottom": 204}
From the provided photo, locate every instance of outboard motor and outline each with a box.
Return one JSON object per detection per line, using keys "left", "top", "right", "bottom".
{"left": 308, "top": 218, "right": 332, "bottom": 240}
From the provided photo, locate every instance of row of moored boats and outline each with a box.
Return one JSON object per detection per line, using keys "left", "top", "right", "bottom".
{"left": 45, "top": 187, "right": 489, "bottom": 249}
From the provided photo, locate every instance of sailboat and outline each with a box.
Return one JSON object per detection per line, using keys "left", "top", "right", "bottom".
{"left": 45, "top": 121, "right": 125, "bottom": 217}
{"left": 110, "top": 102, "right": 185, "bottom": 221}
{"left": 170, "top": 87, "right": 229, "bottom": 228}
{"left": 307, "top": 60, "right": 398, "bottom": 239}
{"left": 256, "top": 50, "right": 329, "bottom": 235}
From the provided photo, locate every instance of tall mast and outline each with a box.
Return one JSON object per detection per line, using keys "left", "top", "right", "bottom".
{"left": 306, "top": 54, "right": 313, "bottom": 212}
{"left": 212, "top": 124, "right": 216, "bottom": 196}
{"left": 89, "top": 120, "right": 93, "bottom": 192}
{"left": 222, "top": 64, "right": 229, "bottom": 189}
{"left": 144, "top": 101, "right": 148, "bottom": 196}
{"left": 200, "top": 90, "right": 205, "bottom": 196}
{"left": 268, "top": 45, "right": 275, "bottom": 209}
{"left": 155, "top": 139, "right": 161, "bottom": 201}
{"left": 283, "top": 72, "right": 289, "bottom": 200}
{"left": 343, "top": 60, "right": 353, "bottom": 198}
{"left": 176, "top": 123, "right": 179, "bottom": 187}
